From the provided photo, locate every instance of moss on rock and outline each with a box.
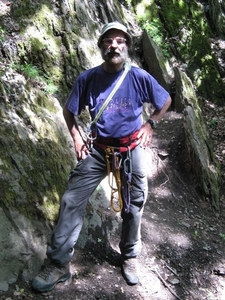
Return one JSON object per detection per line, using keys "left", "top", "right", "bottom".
{"left": 0, "top": 77, "right": 74, "bottom": 222}
{"left": 135, "top": 0, "right": 225, "bottom": 105}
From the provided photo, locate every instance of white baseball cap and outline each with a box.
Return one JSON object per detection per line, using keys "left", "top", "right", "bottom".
{"left": 97, "top": 21, "right": 132, "bottom": 48}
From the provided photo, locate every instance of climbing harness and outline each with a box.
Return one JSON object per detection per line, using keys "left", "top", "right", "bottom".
{"left": 94, "top": 131, "right": 139, "bottom": 213}
{"left": 105, "top": 145, "right": 133, "bottom": 213}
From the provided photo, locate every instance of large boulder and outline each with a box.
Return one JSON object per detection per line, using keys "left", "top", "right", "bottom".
{"left": 174, "top": 67, "right": 221, "bottom": 210}
{"left": 142, "top": 30, "right": 174, "bottom": 92}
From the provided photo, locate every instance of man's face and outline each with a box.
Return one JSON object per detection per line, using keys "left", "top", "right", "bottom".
{"left": 100, "top": 29, "right": 129, "bottom": 66}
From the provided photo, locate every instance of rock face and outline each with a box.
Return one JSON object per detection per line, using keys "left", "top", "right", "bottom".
{"left": 143, "top": 32, "right": 221, "bottom": 209}
{"left": 209, "top": 0, "right": 225, "bottom": 36}
{"left": 174, "top": 67, "right": 221, "bottom": 210}
{"left": 0, "top": 0, "right": 222, "bottom": 289}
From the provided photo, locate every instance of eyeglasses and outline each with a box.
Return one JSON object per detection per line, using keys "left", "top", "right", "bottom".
{"left": 102, "top": 37, "right": 127, "bottom": 46}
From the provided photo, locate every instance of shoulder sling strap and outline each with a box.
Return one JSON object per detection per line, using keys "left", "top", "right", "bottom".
{"left": 87, "top": 61, "right": 131, "bottom": 141}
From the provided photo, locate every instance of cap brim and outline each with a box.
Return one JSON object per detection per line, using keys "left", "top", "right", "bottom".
{"left": 97, "top": 22, "right": 132, "bottom": 48}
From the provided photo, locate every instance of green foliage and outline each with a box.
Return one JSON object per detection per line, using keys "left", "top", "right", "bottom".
{"left": 131, "top": 1, "right": 170, "bottom": 57}
{"left": 45, "top": 81, "right": 58, "bottom": 95}
{"left": 8, "top": 62, "right": 58, "bottom": 95}
{"left": 209, "top": 118, "right": 218, "bottom": 128}
{"left": 138, "top": 17, "right": 170, "bottom": 58}
{"left": 11, "top": 62, "right": 40, "bottom": 79}
{"left": 220, "top": 233, "right": 225, "bottom": 241}
{"left": 158, "top": 0, "right": 190, "bottom": 37}
{"left": 12, "top": 0, "right": 51, "bottom": 24}
{"left": 157, "top": 0, "right": 225, "bottom": 104}
{"left": 194, "top": 230, "right": 199, "bottom": 237}
{"left": 21, "top": 63, "right": 40, "bottom": 79}
{"left": 132, "top": 0, "right": 225, "bottom": 105}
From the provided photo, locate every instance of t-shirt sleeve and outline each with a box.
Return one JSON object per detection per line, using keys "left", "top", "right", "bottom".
{"left": 135, "top": 68, "right": 170, "bottom": 110}
{"left": 65, "top": 77, "right": 85, "bottom": 116}
{"left": 148, "top": 76, "right": 170, "bottom": 110}
{"left": 65, "top": 67, "right": 97, "bottom": 115}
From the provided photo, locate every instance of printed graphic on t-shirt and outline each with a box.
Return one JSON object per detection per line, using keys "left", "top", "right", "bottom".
{"left": 98, "top": 97, "right": 132, "bottom": 113}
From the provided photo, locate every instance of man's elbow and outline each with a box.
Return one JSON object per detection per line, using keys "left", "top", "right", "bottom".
{"left": 166, "top": 96, "right": 172, "bottom": 107}
{"left": 164, "top": 96, "right": 172, "bottom": 111}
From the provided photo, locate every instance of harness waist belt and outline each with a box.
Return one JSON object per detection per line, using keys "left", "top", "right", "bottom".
{"left": 93, "top": 130, "right": 139, "bottom": 152}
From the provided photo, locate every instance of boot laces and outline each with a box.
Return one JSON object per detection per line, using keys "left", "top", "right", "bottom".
{"left": 39, "top": 264, "right": 57, "bottom": 280}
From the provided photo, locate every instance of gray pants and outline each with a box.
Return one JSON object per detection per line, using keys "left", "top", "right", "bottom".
{"left": 46, "top": 145, "right": 148, "bottom": 265}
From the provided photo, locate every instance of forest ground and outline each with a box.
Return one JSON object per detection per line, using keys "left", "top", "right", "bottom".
{"left": 1, "top": 101, "right": 225, "bottom": 300}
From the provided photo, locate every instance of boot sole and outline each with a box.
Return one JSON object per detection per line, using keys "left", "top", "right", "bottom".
{"left": 32, "top": 272, "right": 71, "bottom": 293}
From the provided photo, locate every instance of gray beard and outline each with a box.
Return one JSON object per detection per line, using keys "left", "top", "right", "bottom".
{"left": 101, "top": 48, "right": 128, "bottom": 64}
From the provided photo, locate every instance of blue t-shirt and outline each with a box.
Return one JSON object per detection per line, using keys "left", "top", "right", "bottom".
{"left": 66, "top": 64, "right": 169, "bottom": 138}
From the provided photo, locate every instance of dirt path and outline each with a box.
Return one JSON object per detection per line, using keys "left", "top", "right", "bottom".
{"left": 1, "top": 110, "right": 225, "bottom": 300}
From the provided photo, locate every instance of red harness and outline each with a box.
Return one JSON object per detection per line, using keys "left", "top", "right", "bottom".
{"left": 93, "top": 130, "right": 140, "bottom": 153}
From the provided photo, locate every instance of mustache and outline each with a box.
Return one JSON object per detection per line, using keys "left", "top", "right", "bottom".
{"left": 104, "top": 49, "right": 120, "bottom": 57}
{"left": 101, "top": 48, "right": 128, "bottom": 61}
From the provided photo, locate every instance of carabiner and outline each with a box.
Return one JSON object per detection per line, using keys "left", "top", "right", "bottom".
{"left": 113, "top": 151, "right": 122, "bottom": 170}
{"left": 87, "top": 121, "right": 97, "bottom": 141}
{"left": 123, "top": 146, "right": 132, "bottom": 175}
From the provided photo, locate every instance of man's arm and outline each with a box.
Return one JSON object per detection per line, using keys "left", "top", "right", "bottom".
{"left": 63, "top": 105, "right": 89, "bottom": 160}
{"left": 148, "top": 95, "right": 172, "bottom": 122}
{"left": 137, "top": 96, "right": 172, "bottom": 147}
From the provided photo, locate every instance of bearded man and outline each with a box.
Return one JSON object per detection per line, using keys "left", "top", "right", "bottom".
{"left": 32, "top": 21, "right": 171, "bottom": 292}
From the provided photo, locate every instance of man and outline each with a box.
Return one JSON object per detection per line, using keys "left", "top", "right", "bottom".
{"left": 32, "top": 21, "right": 171, "bottom": 292}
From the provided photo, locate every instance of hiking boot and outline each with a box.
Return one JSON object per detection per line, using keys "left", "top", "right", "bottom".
{"left": 32, "top": 262, "right": 71, "bottom": 292}
{"left": 122, "top": 257, "right": 139, "bottom": 285}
